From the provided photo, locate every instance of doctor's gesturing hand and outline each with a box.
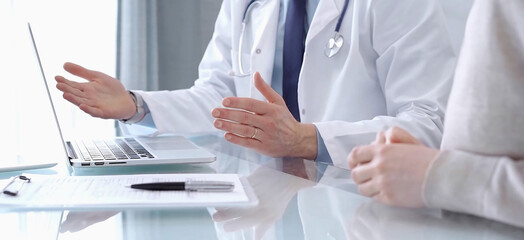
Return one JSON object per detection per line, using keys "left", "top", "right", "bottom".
{"left": 54, "top": 62, "right": 136, "bottom": 120}
{"left": 212, "top": 72, "right": 318, "bottom": 160}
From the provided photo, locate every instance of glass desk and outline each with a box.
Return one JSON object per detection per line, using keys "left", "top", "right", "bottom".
{"left": 1, "top": 133, "right": 524, "bottom": 240}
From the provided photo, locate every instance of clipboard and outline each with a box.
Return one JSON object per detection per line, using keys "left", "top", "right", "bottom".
{"left": 0, "top": 173, "right": 258, "bottom": 211}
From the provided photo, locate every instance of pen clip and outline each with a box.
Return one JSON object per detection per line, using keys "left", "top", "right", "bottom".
{"left": 2, "top": 175, "right": 31, "bottom": 196}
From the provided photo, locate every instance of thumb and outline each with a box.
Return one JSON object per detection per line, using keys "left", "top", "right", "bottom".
{"left": 253, "top": 72, "right": 285, "bottom": 105}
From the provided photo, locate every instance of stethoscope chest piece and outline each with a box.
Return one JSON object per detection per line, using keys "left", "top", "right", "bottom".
{"left": 325, "top": 33, "right": 344, "bottom": 58}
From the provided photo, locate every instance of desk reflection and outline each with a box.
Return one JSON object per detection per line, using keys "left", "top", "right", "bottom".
{"left": 298, "top": 185, "right": 524, "bottom": 240}
{"left": 60, "top": 211, "right": 119, "bottom": 233}
{"left": 212, "top": 160, "right": 316, "bottom": 239}
{"left": 58, "top": 159, "right": 317, "bottom": 240}
{"left": 55, "top": 134, "right": 524, "bottom": 240}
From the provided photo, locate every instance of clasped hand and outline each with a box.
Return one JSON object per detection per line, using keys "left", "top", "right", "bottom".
{"left": 348, "top": 127, "right": 440, "bottom": 208}
{"left": 212, "top": 72, "right": 317, "bottom": 159}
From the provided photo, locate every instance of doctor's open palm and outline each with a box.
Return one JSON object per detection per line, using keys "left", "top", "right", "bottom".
{"left": 55, "top": 62, "right": 136, "bottom": 120}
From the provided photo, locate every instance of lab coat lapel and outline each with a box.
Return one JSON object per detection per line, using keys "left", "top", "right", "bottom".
{"left": 306, "top": 0, "right": 340, "bottom": 46}
{"left": 248, "top": 0, "right": 279, "bottom": 100}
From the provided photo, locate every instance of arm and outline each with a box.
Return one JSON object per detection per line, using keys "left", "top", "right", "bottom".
{"left": 56, "top": 0, "right": 237, "bottom": 135}
{"left": 136, "top": 0, "right": 237, "bottom": 135}
{"left": 350, "top": 129, "right": 524, "bottom": 227}
{"left": 317, "top": 0, "right": 456, "bottom": 168}
{"left": 425, "top": 151, "right": 524, "bottom": 228}
{"left": 425, "top": 0, "right": 524, "bottom": 228}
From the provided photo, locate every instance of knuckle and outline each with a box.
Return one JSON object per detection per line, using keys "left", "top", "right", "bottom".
{"left": 375, "top": 158, "right": 388, "bottom": 174}
{"left": 377, "top": 145, "right": 391, "bottom": 156}
{"left": 265, "top": 119, "right": 276, "bottom": 130}
{"left": 241, "top": 112, "right": 251, "bottom": 123}
{"left": 247, "top": 100, "right": 255, "bottom": 111}
{"left": 241, "top": 126, "right": 250, "bottom": 136}
{"left": 351, "top": 170, "right": 358, "bottom": 182}
{"left": 351, "top": 146, "right": 362, "bottom": 158}
{"left": 389, "top": 126, "right": 401, "bottom": 134}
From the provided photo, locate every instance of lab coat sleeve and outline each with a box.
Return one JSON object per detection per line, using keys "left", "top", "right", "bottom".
{"left": 315, "top": 0, "right": 456, "bottom": 168}
{"left": 424, "top": 151, "right": 524, "bottom": 228}
{"left": 133, "top": 0, "right": 236, "bottom": 135}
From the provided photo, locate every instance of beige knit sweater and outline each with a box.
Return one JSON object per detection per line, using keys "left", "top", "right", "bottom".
{"left": 423, "top": 0, "right": 524, "bottom": 228}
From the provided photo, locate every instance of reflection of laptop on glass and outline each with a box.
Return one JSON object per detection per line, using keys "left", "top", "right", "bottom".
{"left": 28, "top": 23, "right": 216, "bottom": 168}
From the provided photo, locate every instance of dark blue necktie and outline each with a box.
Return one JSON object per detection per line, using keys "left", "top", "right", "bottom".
{"left": 283, "top": 0, "right": 306, "bottom": 122}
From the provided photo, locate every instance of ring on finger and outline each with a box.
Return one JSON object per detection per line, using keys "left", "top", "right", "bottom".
{"left": 251, "top": 128, "right": 259, "bottom": 139}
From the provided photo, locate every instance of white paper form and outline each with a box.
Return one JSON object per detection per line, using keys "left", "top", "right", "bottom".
{"left": 0, "top": 173, "right": 257, "bottom": 210}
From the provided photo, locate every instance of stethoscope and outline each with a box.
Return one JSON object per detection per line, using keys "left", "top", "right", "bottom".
{"left": 325, "top": 0, "right": 350, "bottom": 58}
{"left": 236, "top": 0, "right": 263, "bottom": 77}
{"left": 234, "top": 0, "right": 350, "bottom": 77}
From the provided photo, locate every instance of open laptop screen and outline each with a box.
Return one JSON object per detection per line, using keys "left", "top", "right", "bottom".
{"left": 0, "top": 23, "right": 64, "bottom": 172}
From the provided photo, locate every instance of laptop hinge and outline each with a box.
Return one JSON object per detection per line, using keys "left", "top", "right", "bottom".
{"left": 65, "top": 141, "right": 78, "bottom": 160}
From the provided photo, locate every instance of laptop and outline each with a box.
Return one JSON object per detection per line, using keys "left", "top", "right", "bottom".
{"left": 27, "top": 23, "right": 216, "bottom": 168}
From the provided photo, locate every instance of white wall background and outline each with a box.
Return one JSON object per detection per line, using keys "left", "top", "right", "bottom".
{"left": 0, "top": 0, "right": 117, "bottom": 166}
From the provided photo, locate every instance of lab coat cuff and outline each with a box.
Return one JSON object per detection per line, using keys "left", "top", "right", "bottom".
{"left": 314, "top": 121, "right": 377, "bottom": 169}
{"left": 132, "top": 90, "right": 170, "bottom": 136}
{"left": 423, "top": 150, "right": 498, "bottom": 215}
{"left": 314, "top": 126, "right": 333, "bottom": 164}
{"left": 119, "top": 91, "right": 146, "bottom": 124}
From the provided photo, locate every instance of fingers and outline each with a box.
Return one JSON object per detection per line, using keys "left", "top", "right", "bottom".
{"left": 214, "top": 119, "right": 264, "bottom": 141}
{"left": 55, "top": 75, "right": 88, "bottom": 91}
{"left": 385, "top": 126, "right": 421, "bottom": 145}
{"left": 351, "top": 163, "right": 375, "bottom": 184}
{"left": 253, "top": 72, "right": 285, "bottom": 105}
{"left": 373, "top": 131, "right": 386, "bottom": 144}
{"left": 56, "top": 80, "right": 87, "bottom": 99}
{"left": 212, "top": 108, "right": 265, "bottom": 127}
{"left": 221, "top": 97, "right": 274, "bottom": 115}
{"left": 62, "top": 92, "right": 105, "bottom": 118}
{"left": 224, "top": 132, "right": 263, "bottom": 149}
{"left": 357, "top": 179, "right": 379, "bottom": 198}
{"left": 348, "top": 145, "right": 376, "bottom": 170}
{"left": 63, "top": 62, "right": 102, "bottom": 81}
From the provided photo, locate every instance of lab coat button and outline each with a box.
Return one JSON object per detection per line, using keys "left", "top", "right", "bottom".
{"left": 256, "top": 49, "right": 261, "bottom": 54}
{"left": 301, "top": 109, "right": 306, "bottom": 115}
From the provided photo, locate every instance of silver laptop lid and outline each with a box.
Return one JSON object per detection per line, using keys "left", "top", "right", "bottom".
{"left": 27, "top": 23, "right": 73, "bottom": 168}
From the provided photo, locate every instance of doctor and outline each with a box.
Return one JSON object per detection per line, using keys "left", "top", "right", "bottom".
{"left": 55, "top": 0, "right": 455, "bottom": 168}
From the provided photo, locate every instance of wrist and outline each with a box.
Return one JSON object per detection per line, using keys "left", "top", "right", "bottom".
{"left": 120, "top": 91, "right": 146, "bottom": 124}
{"left": 292, "top": 123, "right": 318, "bottom": 160}
{"left": 123, "top": 92, "right": 137, "bottom": 119}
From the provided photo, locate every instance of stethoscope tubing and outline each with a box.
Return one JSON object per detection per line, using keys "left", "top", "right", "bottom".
{"left": 335, "top": 0, "right": 350, "bottom": 33}
{"left": 237, "top": 0, "right": 262, "bottom": 76}
{"left": 236, "top": 0, "right": 350, "bottom": 76}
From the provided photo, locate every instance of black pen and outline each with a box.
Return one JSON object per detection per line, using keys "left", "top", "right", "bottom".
{"left": 129, "top": 180, "right": 235, "bottom": 192}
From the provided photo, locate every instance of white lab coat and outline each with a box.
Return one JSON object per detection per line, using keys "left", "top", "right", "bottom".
{"left": 137, "top": 0, "right": 456, "bottom": 168}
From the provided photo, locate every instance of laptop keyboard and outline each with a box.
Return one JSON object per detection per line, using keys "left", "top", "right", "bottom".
{"left": 78, "top": 138, "right": 154, "bottom": 161}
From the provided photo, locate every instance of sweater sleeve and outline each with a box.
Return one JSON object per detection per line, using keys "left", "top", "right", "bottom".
{"left": 422, "top": 0, "right": 524, "bottom": 228}
{"left": 424, "top": 151, "right": 524, "bottom": 228}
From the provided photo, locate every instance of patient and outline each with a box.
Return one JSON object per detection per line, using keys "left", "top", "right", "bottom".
{"left": 348, "top": 0, "right": 524, "bottom": 228}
